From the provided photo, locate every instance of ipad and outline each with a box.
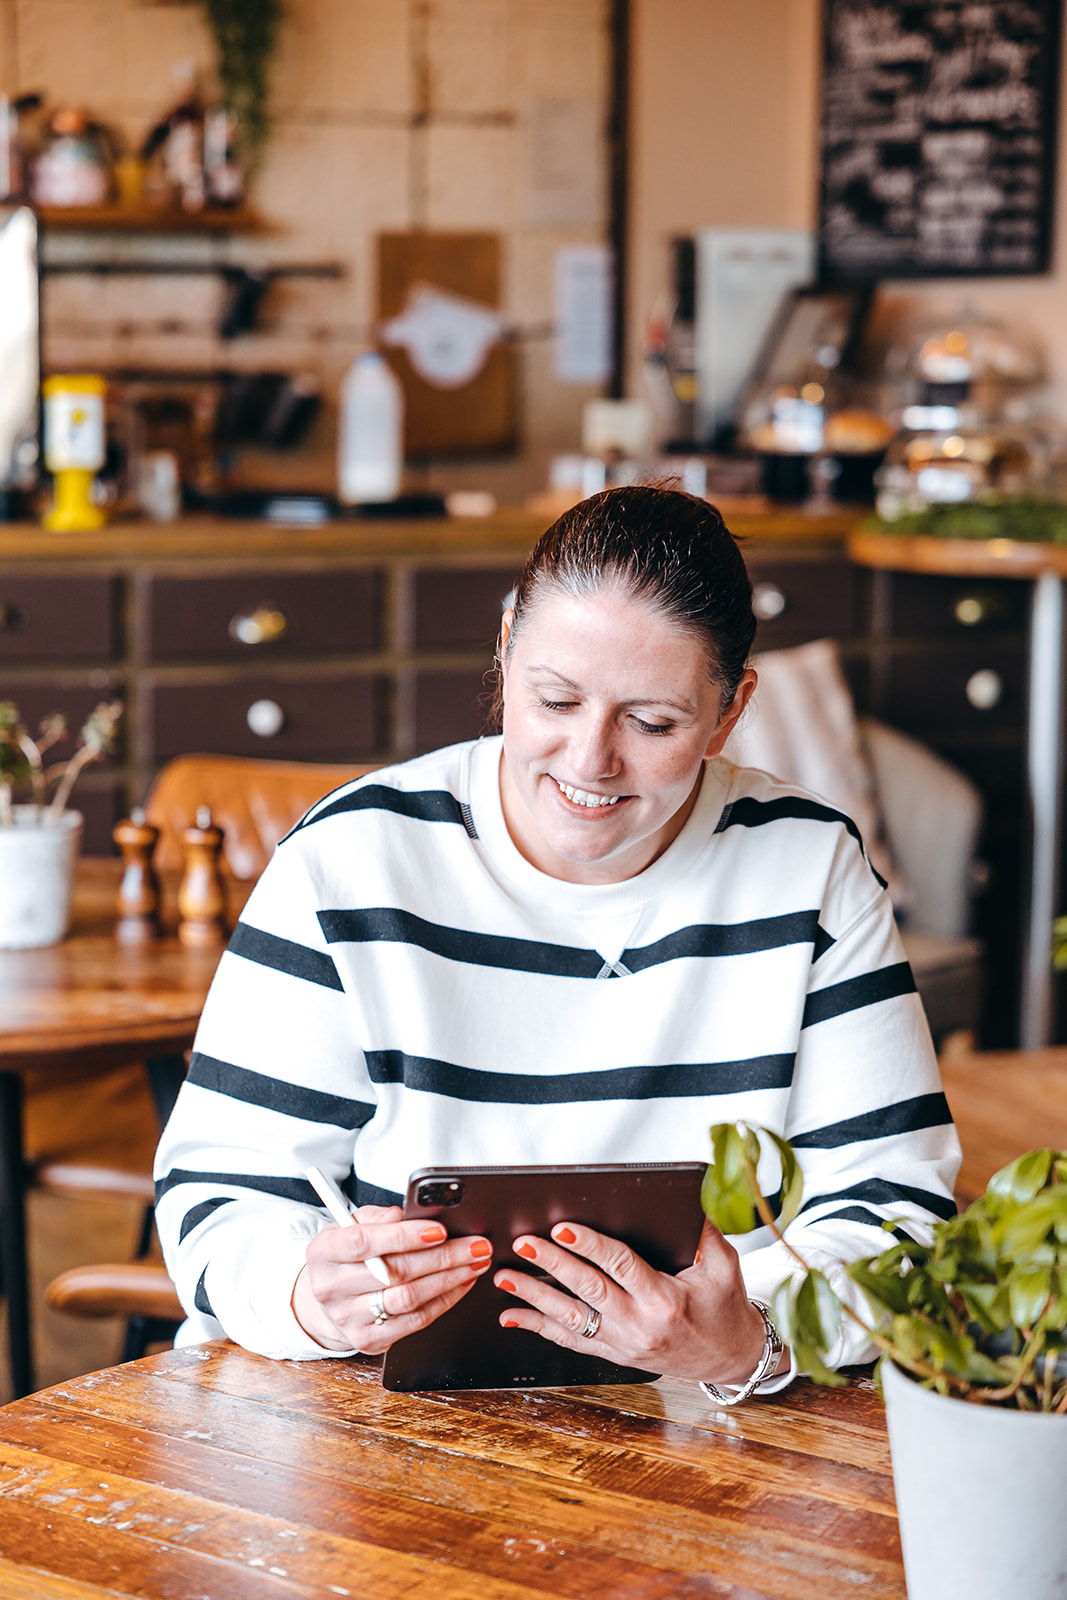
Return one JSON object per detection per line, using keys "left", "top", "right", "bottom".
{"left": 381, "top": 1161, "right": 707, "bottom": 1392}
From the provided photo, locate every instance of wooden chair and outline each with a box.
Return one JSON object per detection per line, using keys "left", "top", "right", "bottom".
{"left": 40, "top": 754, "right": 375, "bottom": 1359}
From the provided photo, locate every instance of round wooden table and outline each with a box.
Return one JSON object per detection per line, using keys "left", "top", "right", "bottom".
{"left": 849, "top": 529, "right": 1067, "bottom": 1049}
{"left": 0, "top": 861, "right": 247, "bottom": 1399}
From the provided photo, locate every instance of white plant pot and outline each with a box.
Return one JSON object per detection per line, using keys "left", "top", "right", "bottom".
{"left": 0, "top": 807, "right": 83, "bottom": 949}
{"left": 883, "top": 1356, "right": 1067, "bottom": 1598}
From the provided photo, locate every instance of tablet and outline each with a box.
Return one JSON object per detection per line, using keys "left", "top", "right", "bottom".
{"left": 381, "top": 1161, "right": 707, "bottom": 1392}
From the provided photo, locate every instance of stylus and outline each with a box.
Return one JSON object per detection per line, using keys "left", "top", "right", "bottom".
{"left": 306, "top": 1164, "right": 391, "bottom": 1285}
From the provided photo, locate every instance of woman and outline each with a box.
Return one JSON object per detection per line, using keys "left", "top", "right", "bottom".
{"left": 155, "top": 487, "right": 959, "bottom": 1398}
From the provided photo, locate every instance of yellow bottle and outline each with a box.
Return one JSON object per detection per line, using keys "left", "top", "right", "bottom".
{"left": 42, "top": 374, "right": 108, "bottom": 532}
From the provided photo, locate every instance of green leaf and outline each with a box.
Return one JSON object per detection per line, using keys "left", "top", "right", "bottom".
{"left": 702, "top": 1125, "right": 758, "bottom": 1235}
{"left": 792, "top": 1338, "right": 848, "bottom": 1387}
{"left": 761, "top": 1128, "right": 804, "bottom": 1230}
{"left": 987, "top": 1149, "right": 1052, "bottom": 1203}
{"left": 795, "top": 1269, "right": 842, "bottom": 1353}
{"left": 1008, "top": 1263, "right": 1053, "bottom": 1328}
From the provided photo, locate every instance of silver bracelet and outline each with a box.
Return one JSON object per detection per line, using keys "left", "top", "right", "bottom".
{"left": 698, "top": 1299, "right": 784, "bottom": 1407}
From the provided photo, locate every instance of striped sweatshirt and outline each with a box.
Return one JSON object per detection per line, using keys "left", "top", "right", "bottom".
{"left": 155, "top": 735, "right": 960, "bottom": 1366}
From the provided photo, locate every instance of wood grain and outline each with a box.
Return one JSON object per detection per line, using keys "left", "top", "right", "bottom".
{"left": 0, "top": 1343, "right": 903, "bottom": 1600}
{"left": 940, "top": 1047, "right": 1067, "bottom": 1205}
{"left": 849, "top": 528, "right": 1067, "bottom": 579}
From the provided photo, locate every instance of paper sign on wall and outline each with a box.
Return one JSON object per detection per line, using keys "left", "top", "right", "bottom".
{"left": 554, "top": 244, "right": 613, "bottom": 385}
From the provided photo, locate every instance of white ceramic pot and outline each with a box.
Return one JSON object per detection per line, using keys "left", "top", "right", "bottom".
{"left": 882, "top": 1356, "right": 1067, "bottom": 1598}
{"left": 0, "top": 807, "right": 83, "bottom": 949}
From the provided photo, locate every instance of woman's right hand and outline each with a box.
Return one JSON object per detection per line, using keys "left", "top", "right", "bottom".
{"left": 291, "top": 1204, "right": 493, "bottom": 1352}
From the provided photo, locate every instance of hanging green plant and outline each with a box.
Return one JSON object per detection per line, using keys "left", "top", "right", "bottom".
{"left": 201, "top": 0, "right": 283, "bottom": 171}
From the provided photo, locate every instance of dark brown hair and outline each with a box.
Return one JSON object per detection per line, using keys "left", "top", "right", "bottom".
{"left": 494, "top": 486, "right": 756, "bottom": 723}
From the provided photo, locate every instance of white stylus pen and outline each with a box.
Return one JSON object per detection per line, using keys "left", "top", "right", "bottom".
{"left": 306, "top": 1164, "right": 391, "bottom": 1285}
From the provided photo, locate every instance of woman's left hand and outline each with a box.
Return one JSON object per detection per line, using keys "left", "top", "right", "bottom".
{"left": 494, "top": 1217, "right": 776, "bottom": 1386}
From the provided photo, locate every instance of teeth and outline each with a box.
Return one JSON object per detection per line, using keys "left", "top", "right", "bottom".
{"left": 556, "top": 780, "right": 620, "bottom": 808}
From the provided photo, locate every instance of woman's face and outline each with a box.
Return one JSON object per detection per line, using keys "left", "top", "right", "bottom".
{"left": 499, "top": 585, "right": 756, "bottom": 885}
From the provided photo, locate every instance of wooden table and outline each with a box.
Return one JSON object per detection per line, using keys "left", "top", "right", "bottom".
{"left": 0, "top": 862, "right": 247, "bottom": 1400}
{"left": 849, "top": 529, "right": 1067, "bottom": 1048}
{"left": 939, "top": 1044, "right": 1067, "bottom": 1205}
{"left": 0, "top": 1340, "right": 903, "bottom": 1599}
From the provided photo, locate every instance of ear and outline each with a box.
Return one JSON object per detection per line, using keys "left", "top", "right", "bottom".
{"left": 497, "top": 609, "right": 514, "bottom": 680}
{"left": 703, "top": 667, "right": 757, "bottom": 760}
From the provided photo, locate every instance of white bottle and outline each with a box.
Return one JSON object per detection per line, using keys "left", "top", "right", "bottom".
{"left": 337, "top": 351, "right": 404, "bottom": 504}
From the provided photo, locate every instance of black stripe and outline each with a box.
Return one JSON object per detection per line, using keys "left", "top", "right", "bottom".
{"left": 186, "top": 1052, "right": 376, "bottom": 1129}
{"left": 155, "top": 1167, "right": 344, "bottom": 1208}
{"left": 289, "top": 785, "right": 469, "bottom": 837}
{"left": 319, "top": 907, "right": 825, "bottom": 978}
{"left": 364, "top": 1049, "right": 795, "bottom": 1103}
{"left": 320, "top": 907, "right": 605, "bottom": 977}
{"left": 194, "top": 1266, "right": 214, "bottom": 1317}
{"left": 813, "top": 924, "right": 836, "bottom": 962}
{"left": 816, "top": 1204, "right": 917, "bottom": 1243}
{"left": 802, "top": 963, "right": 917, "bottom": 1028}
{"left": 229, "top": 922, "right": 343, "bottom": 991}
{"left": 790, "top": 1092, "right": 952, "bottom": 1150}
{"left": 623, "top": 911, "right": 823, "bottom": 970}
{"left": 715, "top": 796, "right": 888, "bottom": 889}
{"left": 800, "top": 1178, "right": 956, "bottom": 1221}
{"left": 352, "top": 1177, "right": 404, "bottom": 1208}
{"left": 179, "top": 1196, "right": 234, "bottom": 1244}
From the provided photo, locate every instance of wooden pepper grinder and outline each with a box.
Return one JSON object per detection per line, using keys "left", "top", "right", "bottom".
{"left": 178, "top": 805, "right": 227, "bottom": 948}
{"left": 113, "top": 808, "right": 161, "bottom": 944}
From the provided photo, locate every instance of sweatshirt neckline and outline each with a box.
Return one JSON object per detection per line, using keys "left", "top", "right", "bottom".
{"left": 466, "top": 736, "right": 732, "bottom": 915}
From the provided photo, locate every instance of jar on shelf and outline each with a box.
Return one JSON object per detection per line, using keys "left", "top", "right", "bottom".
{"left": 30, "top": 107, "right": 116, "bottom": 208}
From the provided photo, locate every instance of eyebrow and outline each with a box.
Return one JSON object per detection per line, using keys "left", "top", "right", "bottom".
{"left": 526, "top": 665, "right": 697, "bottom": 716}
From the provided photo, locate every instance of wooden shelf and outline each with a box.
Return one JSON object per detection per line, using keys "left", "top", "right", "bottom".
{"left": 36, "top": 203, "right": 267, "bottom": 234}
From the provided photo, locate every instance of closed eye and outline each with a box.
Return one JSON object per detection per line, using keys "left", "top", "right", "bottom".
{"left": 537, "top": 696, "right": 578, "bottom": 713}
{"left": 633, "top": 716, "right": 673, "bottom": 736}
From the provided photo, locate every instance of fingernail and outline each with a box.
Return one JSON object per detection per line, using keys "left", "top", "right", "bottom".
{"left": 503, "top": 1319, "right": 520, "bottom": 1328}
{"left": 470, "top": 1238, "right": 492, "bottom": 1259}
{"left": 553, "top": 1225, "right": 577, "bottom": 1245}
{"left": 516, "top": 1241, "right": 537, "bottom": 1259}
{"left": 472, "top": 1256, "right": 493, "bottom": 1273}
{"left": 497, "top": 1276, "right": 516, "bottom": 1293}
{"left": 420, "top": 1224, "right": 446, "bottom": 1243}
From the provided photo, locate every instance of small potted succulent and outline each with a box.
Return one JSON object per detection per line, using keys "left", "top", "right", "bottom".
{"left": 0, "top": 699, "right": 121, "bottom": 948}
{"left": 703, "top": 1123, "right": 1067, "bottom": 1600}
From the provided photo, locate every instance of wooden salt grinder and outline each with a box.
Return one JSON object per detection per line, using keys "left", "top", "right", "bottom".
{"left": 113, "top": 808, "right": 161, "bottom": 943}
{"left": 178, "top": 805, "right": 227, "bottom": 948}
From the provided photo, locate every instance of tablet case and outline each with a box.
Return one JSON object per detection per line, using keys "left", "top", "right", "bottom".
{"left": 381, "top": 1162, "right": 707, "bottom": 1392}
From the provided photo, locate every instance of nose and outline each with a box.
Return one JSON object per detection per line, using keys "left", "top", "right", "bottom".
{"left": 567, "top": 710, "right": 621, "bottom": 783}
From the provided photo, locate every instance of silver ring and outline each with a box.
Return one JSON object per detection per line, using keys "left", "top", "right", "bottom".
{"left": 580, "top": 1304, "right": 601, "bottom": 1339}
{"left": 369, "top": 1288, "right": 390, "bottom": 1325}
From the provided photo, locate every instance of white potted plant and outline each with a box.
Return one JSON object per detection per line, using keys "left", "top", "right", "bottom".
{"left": 703, "top": 1124, "right": 1067, "bottom": 1600}
{"left": 0, "top": 699, "right": 121, "bottom": 949}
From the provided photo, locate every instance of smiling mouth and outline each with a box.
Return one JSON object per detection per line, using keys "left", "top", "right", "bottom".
{"left": 552, "top": 777, "right": 621, "bottom": 809}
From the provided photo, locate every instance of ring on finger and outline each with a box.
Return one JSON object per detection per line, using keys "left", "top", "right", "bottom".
{"left": 580, "top": 1304, "right": 601, "bottom": 1339}
{"left": 369, "top": 1288, "right": 391, "bottom": 1325}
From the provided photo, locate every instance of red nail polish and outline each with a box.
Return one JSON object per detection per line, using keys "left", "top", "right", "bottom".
{"left": 470, "top": 1238, "right": 492, "bottom": 1259}
{"left": 497, "top": 1277, "right": 516, "bottom": 1293}
{"left": 420, "top": 1224, "right": 446, "bottom": 1243}
{"left": 503, "top": 1319, "right": 520, "bottom": 1328}
{"left": 516, "top": 1241, "right": 537, "bottom": 1259}
{"left": 554, "top": 1226, "right": 577, "bottom": 1245}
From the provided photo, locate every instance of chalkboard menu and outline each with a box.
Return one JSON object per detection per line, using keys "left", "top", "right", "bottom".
{"left": 819, "top": 0, "right": 1061, "bottom": 280}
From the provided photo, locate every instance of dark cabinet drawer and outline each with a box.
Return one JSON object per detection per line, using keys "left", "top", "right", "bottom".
{"left": 414, "top": 567, "right": 516, "bottom": 649}
{"left": 746, "top": 558, "right": 860, "bottom": 647}
{"left": 880, "top": 572, "right": 1029, "bottom": 636}
{"left": 0, "top": 576, "right": 119, "bottom": 660}
{"left": 882, "top": 645, "right": 1026, "bottom": 734}
{"left": 146, "top": 673, "right": 385, "bottom": 762}
{"left": 415, "top": 669, "right": 495, "bottom": 752}
{"left": 145, "top": 570, "right": 383, "bottom": 660}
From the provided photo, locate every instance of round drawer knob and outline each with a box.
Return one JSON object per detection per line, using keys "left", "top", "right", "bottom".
{"left": 229, "top": 606, "right": 289, "bottom": 646}
{"left": 965, "top": 669, "right": 1003, "bottom": 710}
{"left": 752, "top": 582, "right": 787, "bottom": 622}
{"left": 0, "top": 600, "right": 27, "bottom": 633}
{"left": 246, "top": 698, "right": 286, "bottom": 738}
{"left": 954, "top": 594, "right": 989, "bottom": 627}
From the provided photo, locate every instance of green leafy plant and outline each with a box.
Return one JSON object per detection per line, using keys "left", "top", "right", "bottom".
{"left": 0, "top": 700, "right": 121, "bottom": 826}
{"left": 201, "top": 0, "right": 283, "bottom": 170}
{"left": 866, "top": 494, "right": 1067, "bottom": 543}
{"left": 704, "top": 1122, "right": 1067, "bottom": 1411}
